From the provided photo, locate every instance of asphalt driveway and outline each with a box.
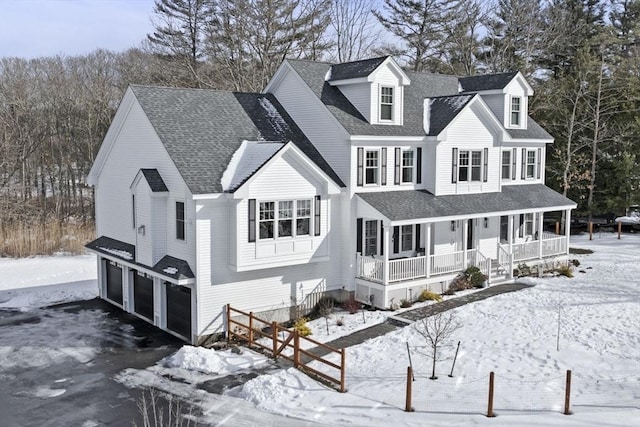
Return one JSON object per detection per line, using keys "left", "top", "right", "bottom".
{"left": 0, "top": 298, "right": 182, "bottom": 427}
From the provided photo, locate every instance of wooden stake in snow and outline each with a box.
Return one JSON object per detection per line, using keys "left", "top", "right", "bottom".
{"left": 564, "top": 370, "right": 572, "bottom": 415}
{"left": 405, "top": 366, "right": 414, "bottom": 412}
{"left": 487, "top": 371, "right": 496, "bottom": 417}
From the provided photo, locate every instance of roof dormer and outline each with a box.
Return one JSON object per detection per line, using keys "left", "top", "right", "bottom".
{"left": 326, "top": 56, "right": 410, "bottom": 126}
{"left": 458, "top": 71, "right": 533, "bottom": 131}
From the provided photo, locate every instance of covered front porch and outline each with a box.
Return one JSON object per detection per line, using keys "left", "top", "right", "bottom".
{"left": 354, "top": 186, "right": 576, "bottom": 309}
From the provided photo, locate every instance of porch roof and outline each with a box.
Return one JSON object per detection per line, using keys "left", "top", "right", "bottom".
{"left": 357, "top": 184, "right": 576, "bottom": 223}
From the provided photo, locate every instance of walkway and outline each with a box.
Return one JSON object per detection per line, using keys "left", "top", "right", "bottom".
{"left": 305, "top": 283, "right": 531, "bottom": 359}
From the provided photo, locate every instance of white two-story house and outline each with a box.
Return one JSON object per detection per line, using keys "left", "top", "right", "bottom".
{"left": 86, "top": 57, "right": 576, "bottom": 344}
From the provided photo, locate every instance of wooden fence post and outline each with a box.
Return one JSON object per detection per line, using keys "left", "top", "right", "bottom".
{"left": 487, "top": 371, "right": 495, "bottom": 417}
{"left": 405, "top": 366, "right": 414, "bottom": 412}
{"left": 618, "top": 221, "right": 622, "bottom": 239}
{"left": 272, "top": 321, "right": 278, "bottom": 357}
{"left": 555, "top": 221, "right": 560, "bottom": 235}
{"left": 340, "top": 349, "right": 346, "bottom": 393}
{"left": 293, "top": 330, "right": 300, "bottom": 368}
{"left": 564, "top": 370, "right": 572, "bottom": 415}
{"left": 226, "top": 304, "right": 231, "bottom": 340}
{"left": 248, "top": 312, "right": 254, "bottom": 347}
{"left": 589, "top": 222, "right": 593, "bottom": 240}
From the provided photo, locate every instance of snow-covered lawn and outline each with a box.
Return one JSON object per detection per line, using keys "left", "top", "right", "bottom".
{"left": 1, "top": 234, "right": 638, "bottom": 426}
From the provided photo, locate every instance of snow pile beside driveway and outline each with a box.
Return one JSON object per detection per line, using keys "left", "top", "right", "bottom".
{"left": 165, "top": 346, "right": 269, "bottom": 375}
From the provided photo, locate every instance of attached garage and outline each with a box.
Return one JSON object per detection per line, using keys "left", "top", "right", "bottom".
{"left": 133, "top": 271, "right": 154, "bottom": 320}
{"left": 165, "top": 282, "right": 192, "bottom": 339}
{"left": 105, "top": 260, "right": 123, "bottom": 305}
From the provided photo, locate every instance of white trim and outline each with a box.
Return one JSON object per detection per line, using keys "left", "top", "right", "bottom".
{"left": 435, "top": 95, "right": 508, "bottom": 141}
{"left": 192, "top": 193, "right": 227, "bottom": 200}
{"left": 350, "top": 135, "right": 426, "bottom": 142}
{"left": 327, "top": 76, "right": 369, "bottom": 86}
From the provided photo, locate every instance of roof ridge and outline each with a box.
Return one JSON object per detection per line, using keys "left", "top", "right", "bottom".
{"left": 129, "top": 84, "right": 265, "bottom": 96}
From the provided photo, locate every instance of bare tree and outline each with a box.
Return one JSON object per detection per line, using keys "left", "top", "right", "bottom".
{"left": 414, "top": 312, "right": 460, "bottom": 380}
{"left": 329, "top": 0, "right": 380, "bottom": 62}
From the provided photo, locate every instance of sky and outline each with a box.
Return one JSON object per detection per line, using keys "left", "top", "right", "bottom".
{"left": 0, "top": 0, "right": 157, "bottom": 59}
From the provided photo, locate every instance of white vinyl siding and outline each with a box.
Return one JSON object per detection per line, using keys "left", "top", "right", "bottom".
{"left": 371, "top": 65, "right": 404, "bottom": 125}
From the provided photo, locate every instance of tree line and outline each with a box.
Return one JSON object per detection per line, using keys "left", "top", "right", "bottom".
{"left": 1, "top": 0, "right": 638, "bottom": 253}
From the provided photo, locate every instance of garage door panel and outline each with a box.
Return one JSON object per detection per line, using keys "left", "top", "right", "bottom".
{"left": 166, "top": 283, "right": 191, "bottom": 339}
{"left": 133, "top": 273, "right": 154, "bottom": 320}
{"left": 106, "top": 261, "right": 123, "bottom": 305}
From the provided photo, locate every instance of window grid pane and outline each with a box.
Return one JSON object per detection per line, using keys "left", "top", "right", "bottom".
{"left": 402, "top": 151, "right": 414, "bottom": 183}
{"left": 401, "top": 225, "right": 412, "bottom": 252}
{"left": 296, "top": 199, "right": 311, "bottom": 236}
{"left": 501, "top": 151, "right": 511, "bottom": 179}
{"left": 526, "top": 150, "right": 536, "bottom": 178}
{"left": 365, "top": 150, "right": 379, "bottom": 184}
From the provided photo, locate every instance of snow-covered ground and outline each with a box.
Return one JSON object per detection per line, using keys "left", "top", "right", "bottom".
{"left": 1, "top": 234, "right": 638, "bottom": 426}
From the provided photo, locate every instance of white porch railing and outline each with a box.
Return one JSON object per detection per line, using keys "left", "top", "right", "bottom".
{"left": 430, "top": 251, "right": 465, "bottom": 276}
{"left": 388, "top": 256, "right": 427, "bottom": 282}
{"left": 506, "top": 236, "right": 568, "bottom": 263}
{"left": 357, "top": 255, "right": 384, "bottom": 284}
{"left": 541, "top": 236, "right": 567, "bottom": 257}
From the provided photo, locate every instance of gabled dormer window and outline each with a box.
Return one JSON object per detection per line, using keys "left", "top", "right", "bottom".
{"left": 510, "top": 96, "right": 521, "bottom": 126}
{"left": 380, "top": 86, "right": 394, "bottom": 121}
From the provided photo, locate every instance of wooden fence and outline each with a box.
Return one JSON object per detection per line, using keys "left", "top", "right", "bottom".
{"left": 226, "top": 304, "right": 346, "bottom": 392}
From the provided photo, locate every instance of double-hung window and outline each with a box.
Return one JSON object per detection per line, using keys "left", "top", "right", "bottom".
{"left": 501, "top": 151, "right": 511, "bottom": 180}
{"left": 364, "top": 220, "right": 378, "bottom": 256}
{"left": 458, "top": 150, "right": 482, "bottom": 182}
{"left": 365, "top": 150, "right": 379, "bottom": 185}
{"left": 526, "top": 150, "right": 536, "bottom": 179}
{"left": 524, "top": 213, "right": 534, "bottom": 236}
{"left": 401, "top": 150, "right": 414, "bottom": 183}
{"left": 256, "top": 199, "right": 315, "bottom": 240}
{"left": 380, "top": 86, "right": 393, "bottom": 121}
{"left": 401, "top": 225, "right": 413, "bottom": 252}
{"left": 511, "top": 97, "right": 521, "bottom": 126}
{"left": 176, "top": 201, "right": 185, "bottom": 240}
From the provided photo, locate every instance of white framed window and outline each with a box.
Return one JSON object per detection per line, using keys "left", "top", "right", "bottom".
{"left": 526, "top": 150, "right": 536, "bottom": 179}
{"left": 176, "top": 201, "right": 185, "bottom": 240}
{"left": 524, "top": 213, "right": 534, "bottom": 236}
{"left": 365, "top": 150, "right": 379, "bottom": 185}
{"left": 401, "top": 225, "right": 413, "bottom": 252}
{"left": 258, "top": 199, "right": 314, "bottom": 240}
{"left": 459, "top": 150, "right": 482, "bottom": 182}
{"left": 364, "top": 220, "right": 378, "bottom": 256}
{"left": 510, "top": 96, "right": 521, "bottom": 126}
{"left": 380, "top": 86, "right": 393, "bottom": 121}
{"left": 501, "top": 150, "right": 511, "bottom": 180}
{"left": 401, "top": 150, "right": 414, "bottom": 183}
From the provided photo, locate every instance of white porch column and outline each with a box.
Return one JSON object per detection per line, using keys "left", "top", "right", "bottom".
{"left": 425, "top": 222, "right": 431, "bottom": 278}
{"left": 508, "top": 215, "right": 514, "bottom": 278}
{"left": 538, "top": 212, "right": 544, "bottom": 259}
{"left": 383, "top": 223, "right": 390, "bottom": 285}
{"left": 462, "top": 219, "right": 468, "bottom": 269}
{"left": 565, "top": 209, "right": 571, "bottom": 255}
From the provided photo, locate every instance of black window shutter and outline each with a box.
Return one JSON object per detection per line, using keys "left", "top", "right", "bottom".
{"left": 357, "top": 148, "right": 363, "bottom": 186}
{"left": 511, "top": 148, "right": 517, "bottom": 180}
{"left": 519, "top": 214, "right": 524, "bottom": 238}
{"left": 381, "top": 147, "right": 387, "bottom": 185}
{"left": 521, "top": 148, "right": 526, "bottom": 179}
{"left": 415, "top": 224, "right": 421, "bottom": 252}
{"left": 536, "top": 147, "right": 542, "bottom": 179}
{"left": 356, "top": 218, "right": 363, "bottom": 253}
{"left": 314, "top": 195, "right": 321, "bottom": 236}
{"left": 394, "top": 147, "right": 401, "bottom": 185}
{"left": 483, "top": 147, "right": 489, "bottom": 182}
{"left": 248, "top": 199, "right": 256, "bottom": 242}
{"left": 452, "top": 148, "right": 458, "bottom": 183}
{"left": 416, "top": 147, "right": 422, "bottom": 184}
{"left": 380, "top": 222, "right": 384, "bottom": 255}
{"left": 393, "top": 226, "right": 399, "bottom": 253}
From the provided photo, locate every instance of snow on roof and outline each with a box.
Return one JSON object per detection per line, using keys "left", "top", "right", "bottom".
{"left": 98, "top": 247, "right": 133, "bottom": 260}
{"left": 163, "top": 266, "right": 179, "bottom": 275}
{"left": 220, "top": 140, "right": 285, "bottom": 192}
{"left": 258, "top": 97, "right": 290, "bottom": 135}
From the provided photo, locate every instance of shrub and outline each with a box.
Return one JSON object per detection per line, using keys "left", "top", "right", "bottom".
{"left": 314, "top": 296, "right": 336, "bottom": 317}
{"left": 557, "top": 264, "right": 574, "bottom": 278}
{"left": 400, "top": 299, "right": 413, "bottom": 308}
{"left": 342, "top": 296, "right": 362, "bottom": 314}
{"left": 293, "top": 317, "right": 312, "bottom": 337}
{"left": 418, "top": 290, "right": 443, "bottom": 302}
{"left": 465, "top": 266, "right": 487, "bottom": 288}
{"left": 515, "top": 263, "right": 532, "bottom": 277}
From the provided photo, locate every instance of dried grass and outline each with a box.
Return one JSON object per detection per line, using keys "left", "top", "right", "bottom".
{"left": 0, "top": 221, "right": 95, "bottom": 257}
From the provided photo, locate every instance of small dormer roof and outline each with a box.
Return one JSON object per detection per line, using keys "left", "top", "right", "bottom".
{"left": 140, "top": 168, "right": 169, "bottom": 192}
{"left": 458, "top": 71, "right": 519, "bottom": 92}
{"left": 328, "top": 56, "right": 389, "bottom": 81}
{"left": 426, "top": 94, "right": 476, "bottom": 136}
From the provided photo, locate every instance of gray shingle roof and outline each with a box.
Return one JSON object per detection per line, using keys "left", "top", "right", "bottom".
{"left": 459, "top": 72, "right": 518, "bottom": 92}
{"left": 287, "top": 59, "right": 460, "bottom": 137}
{"left": 507, "top": 117, "right": 553, "bottom": 140}
{"left": 427, "top": 95, "right": 475, "bottom": 136}
{"left": 140, "top": 168, "right": 168, "bottom": 192}
{"left": 86, "top": 236, "right": 194, "bottom": 280}
{"left": 357, "top": 185, "right": 576, "bottom": 222}
{"left": 129, "top": 86, "right": 343, "bottom": 195}
{"left": 329, "top": 56, "right": 389, "bottom": 81}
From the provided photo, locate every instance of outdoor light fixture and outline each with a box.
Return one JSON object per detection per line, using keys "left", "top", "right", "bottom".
{"left": 451, "top": 220, "right": 456, "bottom": 231}
{"left": 484, "top": 217, "right": 489, "bottom": 228}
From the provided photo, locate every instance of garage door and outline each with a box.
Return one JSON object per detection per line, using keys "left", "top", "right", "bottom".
{"left": 133, "top": 271, "right": 154, "bottom": 320}
{"left": 105, "top": 260, "right": 123, "bottom": 305}
{"left": 165, "top": 283, "right": 192, "bottom": 339}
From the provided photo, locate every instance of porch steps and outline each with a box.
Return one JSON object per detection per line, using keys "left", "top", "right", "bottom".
{"left": 489, "top": 259, "right": 510, "bottom": 284}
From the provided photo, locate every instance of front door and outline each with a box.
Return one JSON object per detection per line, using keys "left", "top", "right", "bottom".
{"left": 467, "top": 219, "right": 475, "bottom": 250}
{"left": 500, "top": 215, "right": 509, "bottom": 243}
